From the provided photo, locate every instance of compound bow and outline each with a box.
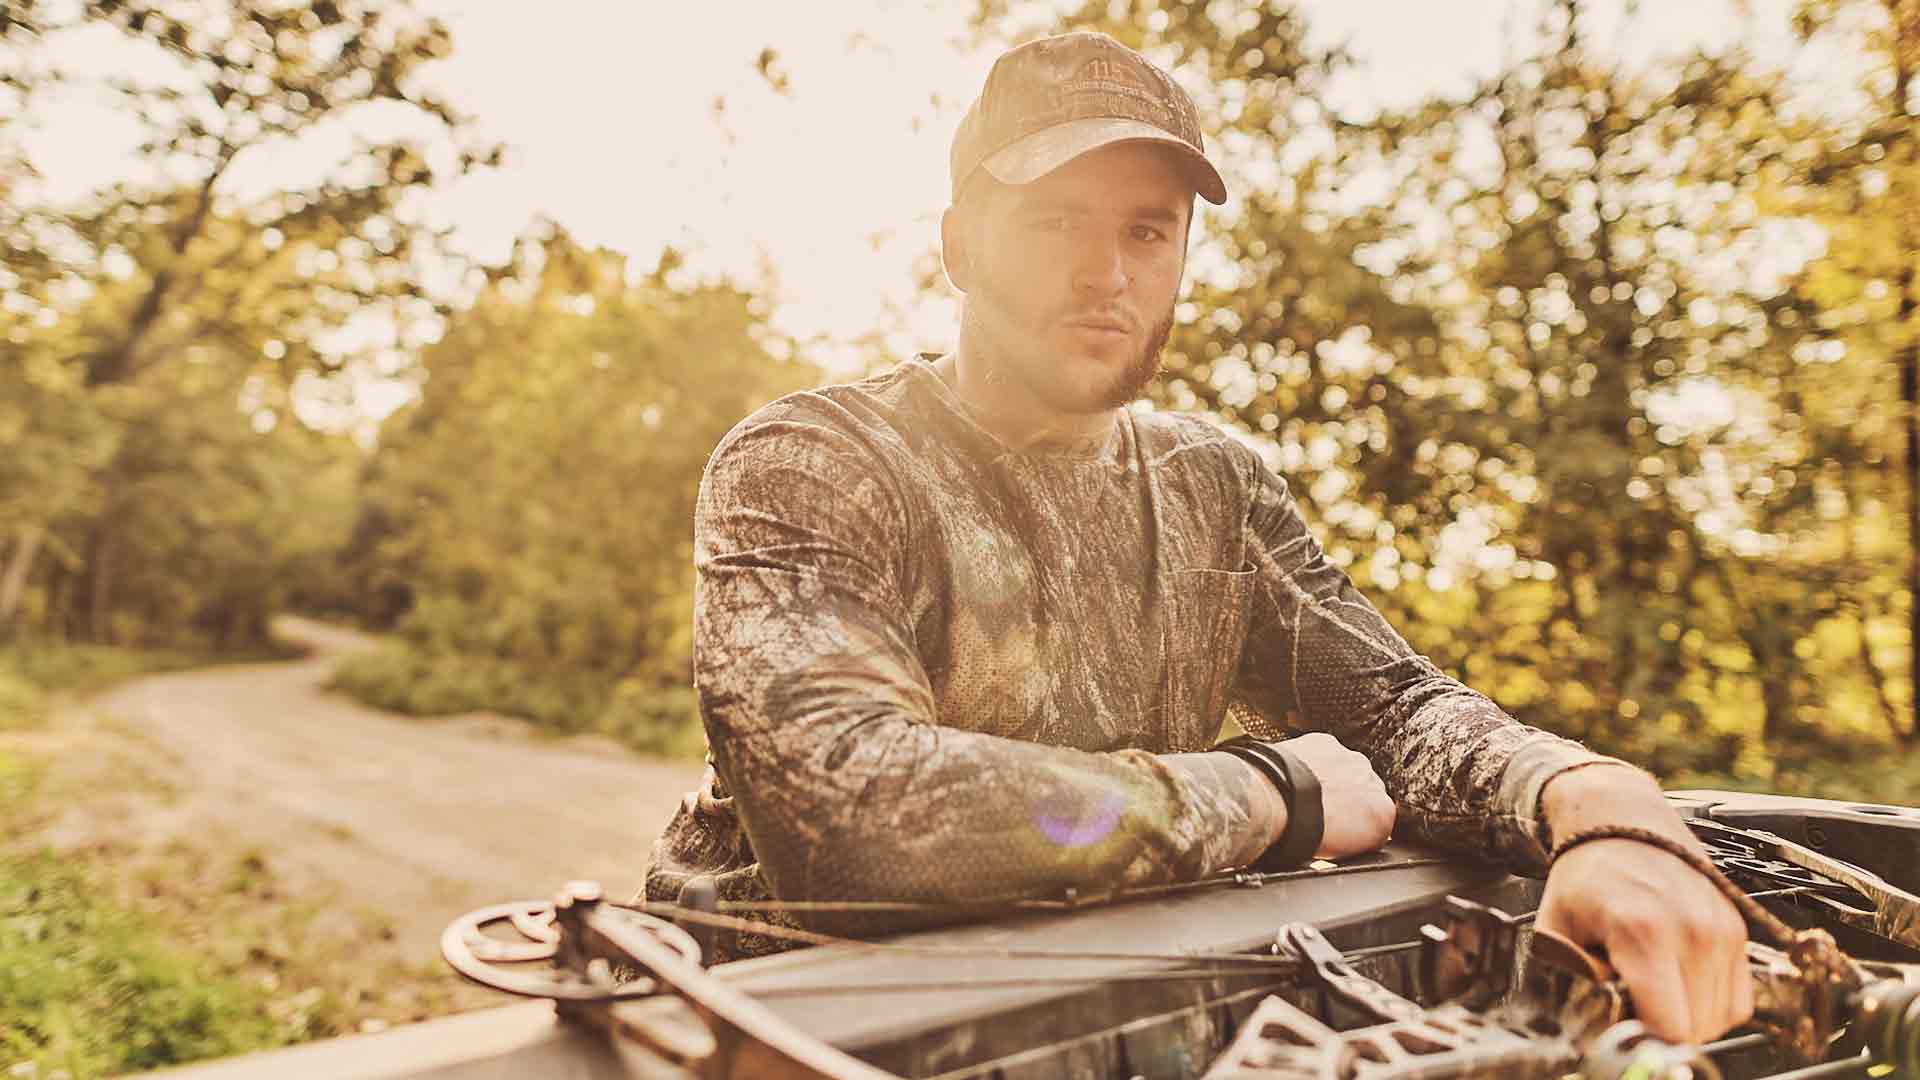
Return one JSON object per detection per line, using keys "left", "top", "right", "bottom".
{"left": 441, "top": 791, "right": 1920, "bottom": 1079}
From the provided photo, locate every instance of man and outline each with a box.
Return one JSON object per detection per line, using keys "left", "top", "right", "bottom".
{"left": 646, "top": 31, "right": 1751, "bottom": 1044}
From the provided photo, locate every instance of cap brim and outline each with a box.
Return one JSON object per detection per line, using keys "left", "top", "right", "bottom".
{"left": 981, "top": 117, "right": 1227, "bottom": 205}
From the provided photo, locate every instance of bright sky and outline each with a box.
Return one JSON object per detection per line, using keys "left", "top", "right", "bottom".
{"left": 424, "top": 0, "right": 1815, "bottom": 369}
{"left": 15, "top": 0, "right": 1815, "bottom": 375}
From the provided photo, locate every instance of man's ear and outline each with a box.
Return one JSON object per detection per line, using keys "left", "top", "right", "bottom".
{"left": 939, "top": 207, "right": 971, "bottom": 295}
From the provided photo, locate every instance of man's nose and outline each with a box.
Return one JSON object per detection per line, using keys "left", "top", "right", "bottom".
{"left": 1072, "top": 232, "right": 1128, "bottom": 297}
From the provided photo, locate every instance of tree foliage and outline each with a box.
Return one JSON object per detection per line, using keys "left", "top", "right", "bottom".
{"left": 1, "top": 0, "right": 495, "bottom": 646}
{"left": 5, "top": 0, "right": 1915, "bottom": 798}
{"left": 337, "top": 225, "right": 810, "bottom": 741}
{"left": 973, "top": 0, "right": 1918, "bottom": 793}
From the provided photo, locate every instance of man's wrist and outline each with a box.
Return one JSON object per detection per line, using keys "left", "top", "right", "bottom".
{"left": 1539, "top": 761, "right": 1686, "bottom": 852}
{"left": 1213, "top": 737, "right": 1324, "bottom": 869}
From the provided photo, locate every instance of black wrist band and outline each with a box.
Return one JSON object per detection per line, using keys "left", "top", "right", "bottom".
{"left": 1214, "top": 735, "right": 1324, "bottom": 870}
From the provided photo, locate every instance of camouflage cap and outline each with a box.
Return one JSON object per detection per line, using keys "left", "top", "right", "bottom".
{"left": 951, "top": 32, "right": 1226, "bottom": 206}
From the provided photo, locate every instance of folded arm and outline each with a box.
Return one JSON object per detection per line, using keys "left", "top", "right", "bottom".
{"left": 1229, "top": 450, "right": 1624, "bottom": 874}
{"left": 1228, "top": 450, "right": 1752, "bottom": 1041}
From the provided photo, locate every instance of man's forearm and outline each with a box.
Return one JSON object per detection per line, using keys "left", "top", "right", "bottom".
{"left": 1159, "top": 751, "right": 1287, "bottom": 871}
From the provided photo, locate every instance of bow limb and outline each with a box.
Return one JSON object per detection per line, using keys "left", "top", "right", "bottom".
{"left": 1751, "top": 830, "right": 1920, "bottom": 951}
{"left": 1670, "top": 790, "right": 1920, "bottom": 888}
{"left": 1675, "top": 790, "right": 1920, "bottom": 951}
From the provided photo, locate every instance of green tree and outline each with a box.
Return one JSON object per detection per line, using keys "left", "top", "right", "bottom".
{"left": 970, "top": 0, "right": 1915, "bottom": 789}
{"left": 0, "top": 0, "right": 497, "bottom": 645}
{"left": 1784, "top": 0, "right": 1919, "bottom": 740}
{"left": 344, "top": 225, "right": 809, "bottom": 734}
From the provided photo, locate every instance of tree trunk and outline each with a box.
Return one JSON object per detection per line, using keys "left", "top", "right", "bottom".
{"left": 83, "top": 148, "right": 229, "bottom": 387}
{"left": 47, "top": 562, "right": 73, "bottom": 639}
{"left": 87, "top": 525, "right": 116, "bottom": 645}
{"left": 0, "top": 523, "right": 41, "bottom": 632}
{"left": 1900, "top": 270, "right": 1917, "bottom": 742}
{"left": 1894, "top": 4, "right": 1917, "bottom": 744}
{"left": 1845, "top": 471, "right": 1906, "bottom": 739}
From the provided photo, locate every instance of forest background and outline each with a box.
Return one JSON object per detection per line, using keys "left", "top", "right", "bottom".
{"left": 3, "top": 0, "right": 1918, "bottom": 1072}
{"left": 5, "top": 0, "right": 1920, "bottom": 806}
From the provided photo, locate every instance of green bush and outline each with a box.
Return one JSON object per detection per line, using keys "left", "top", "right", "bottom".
{"left": 1670, "top": 746, "right": 1920, "bottom": 807}
{"left": 3, "top": 639, "right": 207, "bottom": 692}
{"left": 0, "top": 671, "right": 45, "bottom": 734}
{"left": 328, "top": 643, "right": 706, "bottom": 759}
{"left": 0, "top": 853, "right": 294, "bottom": 1078}
{"left": 0, "top": 639, "right": 327, "bottom": 1077}
{"left": 0, "top": 639, "right": 231, "bottom": 732}
{"left": 0, "top": 638, "right": 250, "bottom": 737}
{"left": 601, "top": 681, "right": 706, "bottom": 759}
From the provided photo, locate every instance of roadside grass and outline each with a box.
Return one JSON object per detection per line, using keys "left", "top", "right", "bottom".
{"left": 0, "top": 850, "right": 287, "bottom": 1077}
{"left": 0, "top": 639, "right": 215, "bottom": 734}
{"left": 0, "top": 636, "right": 480, "bottom": 1079}
{"left": 329, "top": 641, "right": 707, "bottom": 759}
{"left": 0, "top": 640, "right": 291, "bottom": 1078}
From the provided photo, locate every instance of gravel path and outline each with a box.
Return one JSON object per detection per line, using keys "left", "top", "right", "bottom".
{"left": 29, "top": 615, "right": 703, "bottom": 965}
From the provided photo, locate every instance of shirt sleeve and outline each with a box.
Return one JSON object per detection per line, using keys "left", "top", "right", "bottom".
{"left": 1227, "top": 448, "right": 1628, "bottom": 874}
{"left": 690, "top": 405, "right": 1254, "bottom": 927}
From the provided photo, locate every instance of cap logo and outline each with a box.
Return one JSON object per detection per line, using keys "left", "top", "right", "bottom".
{"left": 1051, "top": 57, "right": 1164, "bottom": 115}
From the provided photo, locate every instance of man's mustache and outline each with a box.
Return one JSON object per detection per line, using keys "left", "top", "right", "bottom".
{"left": 1059, "top": 311, "right": 1138, "bottom": 332}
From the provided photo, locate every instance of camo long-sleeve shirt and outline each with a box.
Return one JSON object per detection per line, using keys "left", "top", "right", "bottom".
{"left": 643, "top": 357, "right": 1622, "bottom": 960}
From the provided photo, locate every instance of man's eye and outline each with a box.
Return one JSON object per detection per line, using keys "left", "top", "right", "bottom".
{"left": 1131, "top": 224, "right": 1167, "bottom": 243}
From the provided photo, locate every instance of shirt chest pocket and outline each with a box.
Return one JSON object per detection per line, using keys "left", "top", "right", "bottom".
{"left": 1159, "top": 565, "right": 1254, "bottom": 751}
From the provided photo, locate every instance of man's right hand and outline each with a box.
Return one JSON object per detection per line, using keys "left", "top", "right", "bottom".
{"left": 1281, "top": 732, "right": 1395, "bottom": 859}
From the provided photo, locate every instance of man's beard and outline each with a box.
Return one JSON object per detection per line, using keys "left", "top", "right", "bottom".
{"left": 1087, "top": 308, "right": 1173, "bottom": 410}
{"left": 970, "top": 273, "right": 1176, "bottom": 415}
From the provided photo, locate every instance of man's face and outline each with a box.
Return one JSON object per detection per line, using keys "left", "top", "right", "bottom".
{"left": 953, "top": 142, "right": 1191, "bottom": 415}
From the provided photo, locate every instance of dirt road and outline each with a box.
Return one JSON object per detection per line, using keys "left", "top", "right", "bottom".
{"left": 17, "top": 616, "right": 704, "bottom": 1021}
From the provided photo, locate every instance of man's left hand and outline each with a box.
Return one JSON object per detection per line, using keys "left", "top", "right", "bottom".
{"left": 1532, "top": 766, "right": 1754, "bottom": 1044}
